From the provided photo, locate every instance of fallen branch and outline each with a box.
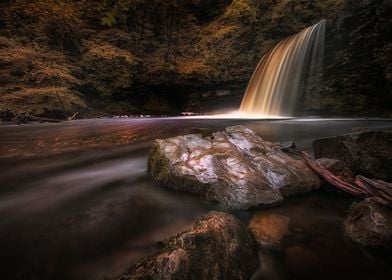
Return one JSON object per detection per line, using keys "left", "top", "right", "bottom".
{"left": 355, "top": 176, "right": 392, "bottom": 202}
{"left": 12, "top": 114, "right": 61, "bottom": 124}
{"left": 286, "top": 149, "right": 392, "bottom": 208}
{"left": 67, "top": 112, "right": 79, "bottom": 121}
{"left": 28, "top": 115, "right": 61, "bottom": 123}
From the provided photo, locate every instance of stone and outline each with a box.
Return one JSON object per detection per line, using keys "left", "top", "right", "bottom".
{"left": 116, "top": 211, "right": 259, "bottom": 280}
{"left": 343, "top": 200, "right": 392, "bottom": 249}
{"left": 313, "top": 130, "right": 392, "bottom": 181}
{"left": 148, "top": 125, "right": 320, "bottom": 209}
{"left": 249, "top": 213, "right": 290, "bottom": 248}
{"left": 315, "top": 157, "right": 355, "bottom": 182}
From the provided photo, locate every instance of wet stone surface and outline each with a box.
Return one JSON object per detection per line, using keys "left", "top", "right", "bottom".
{"left": 313, "top": 130, "right": 392, "bottom": 181}
{"left": 344, "top": 200, "right": 392, "bottom": 250}
{"left": 315, "top": 157, "right": 355, "bottom": 183}
{"left": 148, "top": 125, "right": 320, "bottom": 209}
{"left": 249, "top": 213, "right": 290, "bottom": 249}
{"left": 116, "top": 211, "right": 259, "bottom": 280}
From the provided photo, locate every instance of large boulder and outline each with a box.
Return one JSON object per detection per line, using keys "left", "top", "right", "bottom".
{"left": 313, "top": 130, "right": 392, "bottom": 181}
{"left": 343, "top": 200, "right": 392, "bottom": 249}
{"left": 148, "top": 125, "right": 320, "bottom": 209}
{"left": 116, "top": 211, "right": 259, "bottom": 280}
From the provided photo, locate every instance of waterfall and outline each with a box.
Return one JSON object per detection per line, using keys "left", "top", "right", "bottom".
{"left": 239, "top": 20, "right": 326, "bottom": 117}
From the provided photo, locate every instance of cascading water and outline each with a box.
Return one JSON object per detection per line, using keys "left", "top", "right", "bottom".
{"left": 240, "top": 20, "right": 326, "bottom": 117}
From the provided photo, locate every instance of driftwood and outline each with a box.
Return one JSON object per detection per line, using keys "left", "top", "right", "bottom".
{"left": 12, "top": 112, "right": 79, "bottom": 124}
{"left": 67, "top": 112, "right": 79, "bottom": 121}
{"left": 28, "top": 115, "right": 61, "bottom": 123}
{"left": 287, "top": 149, "right": 392, "bottom": 208}
{"left": 12, "top": 114, "right": 63, "bottom": 124}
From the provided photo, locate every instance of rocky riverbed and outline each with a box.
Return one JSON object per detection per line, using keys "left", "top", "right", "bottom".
{"left": 114, "top": 126, "right": 392, "bottom": 279}
{"left": 1, "top": 118, "right": 392, "bottom": 280}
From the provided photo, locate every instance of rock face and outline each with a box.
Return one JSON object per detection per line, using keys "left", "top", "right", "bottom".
{"left": 116, "top": 211, "right": 259, "bottom": 280}
{"left": 344, "top": 200, "right": 392, "bottom": 249}
{"left": 313, "top": 130, "right": 392, "bottom": 181}
{"left": 305, "top": 0, "right": 392, "bottom": 116}
{"left": 148, "top": 126, "right": 320, "bottom": 209}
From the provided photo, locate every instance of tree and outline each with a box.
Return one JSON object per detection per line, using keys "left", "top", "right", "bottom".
{"left": 1, "top": 0, "right": 81, "bottom": 54}
{"left": 41, "top": 1, "right": 82, "bottom": 54}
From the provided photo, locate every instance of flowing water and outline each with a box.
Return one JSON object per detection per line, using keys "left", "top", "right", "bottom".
{"left": 240, "top": 20, "right": 326, "bottom": 116}
{"left": 0, "top": 118, "right": 391, "bottom": 280}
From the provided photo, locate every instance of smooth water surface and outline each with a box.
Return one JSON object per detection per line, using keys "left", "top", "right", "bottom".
{"left": 0, "top": 118, "right": 391, "bottom": 280}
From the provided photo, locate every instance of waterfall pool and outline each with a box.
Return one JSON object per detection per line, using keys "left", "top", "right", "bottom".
{"left": 0, "top": 117, "right": 391, "bottom": 279}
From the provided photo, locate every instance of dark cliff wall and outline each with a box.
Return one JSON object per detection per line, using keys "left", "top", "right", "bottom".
{"left": 0, "top": 0, "right": 390, "bottom": 118}
{"left": 311, "top": 0, "right": 392, "bottom": 116}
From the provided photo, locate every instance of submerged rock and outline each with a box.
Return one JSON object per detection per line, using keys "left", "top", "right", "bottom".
{"left": 116, "top": 211, "right": 259, "bottom": 280}
{"left": 249, "top": 213, "right": 290, "bottom": 249}
{"left": 313, "top": 130, "right": 392, "bottom": 181}
{"left": 148, "top": 125, "right": 320, "bottom": 209}
{"left": 343, "top": 200, "right": 392, "bottom": 249}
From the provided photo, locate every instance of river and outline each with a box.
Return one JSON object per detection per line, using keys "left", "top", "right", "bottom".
{"left": 0, "top": 117, "right": 391, "bottom": 280}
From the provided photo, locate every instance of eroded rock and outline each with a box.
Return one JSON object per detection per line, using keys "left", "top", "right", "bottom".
{"left": 343, "top": 200, "right": 392, "bottom": 249}
{"left": 148, "top": 125, "right": 320, "bottom": 209}
{"left": 313, "top": 130, "right": 392, "bottom": 181}
{"left": 116, "top": 211, "right": 259, "bottom": 280}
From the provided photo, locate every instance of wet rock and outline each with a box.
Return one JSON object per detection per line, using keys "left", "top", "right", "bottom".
{"left": 343, "top": 200, "right": 392, "bottom": 249}
{"left": 116, "top": 211, "right": 259, "bottom": 280}
{"left": 249, "top": 213, "right": 290, "bottom": 249}
{"left": 314, "top": 134, "right": 358, "bottom": 165}
{"left": 148, "top": 125, "right": 320, "bottom": 209}
{"left": 313, "top": 130, "right": 392, "bottom": 181}
{"left": 315, "top": 158, "right": 355, "bottom": 182}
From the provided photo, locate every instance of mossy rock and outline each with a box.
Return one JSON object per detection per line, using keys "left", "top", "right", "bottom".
{"left": 116, "top": 211, "right": 259, "bottom": 280}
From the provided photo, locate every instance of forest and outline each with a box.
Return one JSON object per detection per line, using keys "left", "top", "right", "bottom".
{"left": 0, "top": 0, "right": 391, "bottom": 120}
{"left": 0, "top": 1, "right": 392, "bottom": 280}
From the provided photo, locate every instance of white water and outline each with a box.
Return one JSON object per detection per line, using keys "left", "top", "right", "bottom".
{"left": 240, "top": 20, "right": 326, "bottom": 117}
